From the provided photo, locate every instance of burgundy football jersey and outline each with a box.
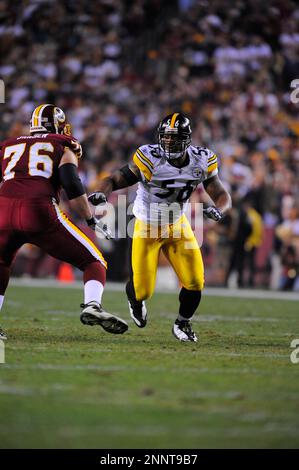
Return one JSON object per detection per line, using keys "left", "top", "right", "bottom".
{"left": 0, "top": 133, "right": 80, "bottom": 200}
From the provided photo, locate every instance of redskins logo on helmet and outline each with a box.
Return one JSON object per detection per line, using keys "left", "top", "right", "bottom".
{"left": 30, "top": 104, "right": 70, "bottom": 135}
{"left": 157, "top": 112, "right": 192, "bottom": 161}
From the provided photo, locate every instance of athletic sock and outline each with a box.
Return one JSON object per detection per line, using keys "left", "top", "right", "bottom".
{"left": 83, "top": 261, "right": 106, "bottom": 305}
{"left": 84, "top": 280, "right": 104, "bottom": 305}
{"left": 178, "top": 287, "right": 202, "bottom": 321}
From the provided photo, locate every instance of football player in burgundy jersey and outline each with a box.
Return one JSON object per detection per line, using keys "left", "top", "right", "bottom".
{"left": 0, "top": 104, "right": 128, "bottom": 340}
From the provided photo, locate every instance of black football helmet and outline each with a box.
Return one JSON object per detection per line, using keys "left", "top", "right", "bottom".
{"left": 157, "top": 112, "right": 192, "bottom": 160}
{"left": 30, "top": 104, "right": 71, "bottom": 135}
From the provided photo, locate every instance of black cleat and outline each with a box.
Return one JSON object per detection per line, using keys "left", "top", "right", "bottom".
{"left": 125, "top": 281, "right": 147, "bottom": 328}
{"left": 127, "top": 299, "right": 147, "bottom": 328}
{"left": 80, "top": 302, "right": 128, "bottom": 335}
{"left": 172, "top": 319, "right": 198, "bottom": 342}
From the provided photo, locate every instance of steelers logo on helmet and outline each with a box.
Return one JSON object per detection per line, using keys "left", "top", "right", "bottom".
{"left": 157, "top": 113, "right": 192, "bottom": 161}
{"left": 30, "top": 104, "right": 68, "bottom": 135}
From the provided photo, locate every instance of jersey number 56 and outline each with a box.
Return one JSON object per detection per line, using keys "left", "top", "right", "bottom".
{"left": 155, "top": 179, "right": 197, "bottom": 202}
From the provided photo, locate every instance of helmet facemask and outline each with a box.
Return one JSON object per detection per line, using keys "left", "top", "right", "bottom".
{"left": 158, "top": 129, "right": 191, "bottom": 161}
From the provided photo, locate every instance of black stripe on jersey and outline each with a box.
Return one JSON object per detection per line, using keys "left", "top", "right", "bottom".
{"left": 136, "top": 150, "right": 153, "bottom": 173}
{"left": 207, "top": 158, "right": 217, "bottom": 167}
{"left": 137, "top": 149, "right": 154, "bottom": 168}
{"left": 208, "top": 154, "right": 217, "bottom": 163}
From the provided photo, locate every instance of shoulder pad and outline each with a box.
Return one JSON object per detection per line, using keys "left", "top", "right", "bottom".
{"left": 191, "top": 146, "right": 215, "bottom": 160}
{"left": 0, "top": 137, "right": 19, "bottom": 148}
{"left": 140, "top": 144, "right": 160, "bottom": 160}
{"left": 48, "top": 134, "right": 82, "bottom": 158}
{"left": 191, "top": 146, "right": 218, "bottom": 178}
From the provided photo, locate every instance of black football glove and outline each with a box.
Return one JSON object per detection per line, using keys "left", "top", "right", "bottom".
{"left": 203, "top": 206, "right": 222, "bottom": 222}
{"left": 86, "top": 216, "right": 112, "bottom": 239}
{"left": 88, "top": 192, "right": 107, "bottom": 206}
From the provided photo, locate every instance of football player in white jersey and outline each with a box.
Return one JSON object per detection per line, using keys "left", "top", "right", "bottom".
{"left": 89, "top": 113, "right": 231, "bottom": 342}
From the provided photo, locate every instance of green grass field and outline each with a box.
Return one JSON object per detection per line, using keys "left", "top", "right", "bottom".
{"left": 0, "top": 284, "right": 299, "bottom": 449}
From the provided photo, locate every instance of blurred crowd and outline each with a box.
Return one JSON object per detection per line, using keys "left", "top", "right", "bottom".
{"left": 1, "top": 0, "right": 299, "bottom": 289}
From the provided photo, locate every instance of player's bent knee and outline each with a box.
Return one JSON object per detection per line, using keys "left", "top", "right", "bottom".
{"left": 83, "top": 260, "right": 106, "bottom": 285}
{"left": 135, "top": 285, "right": 154, "bottom": 302}
{"left": 183, "top": 279, "right": 204, "bottom": 291}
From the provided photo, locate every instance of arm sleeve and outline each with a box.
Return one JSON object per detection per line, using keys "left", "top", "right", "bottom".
{"left": 118, "top": 165, "right": 140, "bottom": 186}
{"left": 52, "top": 135, "right": 83, "bottom": 158}
{"left": 58, "top": 163, "right": 85, "bottom": 200}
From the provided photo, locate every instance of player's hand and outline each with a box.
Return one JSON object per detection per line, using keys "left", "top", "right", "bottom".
{"left": 86, "top": 216, "right": 97, "bottom": 230}
{"left": 95, "top": 219, "right": 113, "bottom": 240}
{"left": 88, "top": 192, "right": 107, "bottom": 206}
{"left": 86, "top": 216, "right": 112, "bottom": 239}
{"left": 203, "top": 206, "right": 222, "bottom": 221}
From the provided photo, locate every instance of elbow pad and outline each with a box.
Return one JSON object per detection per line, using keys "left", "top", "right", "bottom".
{"left": 59, "top": 163, "right": 85, "bottom": 200}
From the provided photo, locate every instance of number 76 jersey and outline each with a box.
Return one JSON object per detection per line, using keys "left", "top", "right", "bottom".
{"left": 0, "top": 133, "right": 81, "bottom": 201}
{"left": 131, "top": 144, "right": 218, "bottom": 224}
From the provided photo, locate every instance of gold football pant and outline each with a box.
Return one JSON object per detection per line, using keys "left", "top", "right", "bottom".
{"left": 129, "top": 215, "right": 204, "bottom": 302}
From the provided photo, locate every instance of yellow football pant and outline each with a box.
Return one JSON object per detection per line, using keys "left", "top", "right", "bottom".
{"left": 130, "top": 215, "right": 204, "bottom": 301}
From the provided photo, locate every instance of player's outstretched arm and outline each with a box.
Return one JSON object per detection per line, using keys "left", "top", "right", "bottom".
{"left": 203, "top": 175, "right": 232, "bottom": 221}
{"left": 88, "top": 162, "right": 141, "bottom": 206}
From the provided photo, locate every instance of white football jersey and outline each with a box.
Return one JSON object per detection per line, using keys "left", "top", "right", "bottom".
{"left": 131, "top": 144, "right": 218, "bottom": 224}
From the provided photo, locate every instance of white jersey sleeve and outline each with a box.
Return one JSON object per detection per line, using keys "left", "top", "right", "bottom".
{"left": 132, "top": 145, "right": 156, "bottom": 182}
{"left": 205, "top": 149, "right": 218, "bottom": 179}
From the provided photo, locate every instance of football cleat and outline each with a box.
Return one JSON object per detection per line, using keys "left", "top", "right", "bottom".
{"left": 172, "top": 319, "right": 198, "bottom": 342}
{"left": 80, "top": 301, "right": 128, "bottom": 335}
{"left": 127, "top": 299, "right": 147, "bottom": 328}
{"left": 0, "top": 327, "right": 7, "bottom": 340}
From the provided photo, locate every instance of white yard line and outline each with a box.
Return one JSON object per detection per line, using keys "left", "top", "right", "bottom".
{"left": 2, "top": 353, "right": 290, "bottom": 375}
{"left": 158, "top": 312, "right": 296, "bottom": 322}
{"left": 0, "top": 382, "right": 73, "bottom": 396}
{"left": 7, "top": 346, "right": 289, "bottom": 359}
{"left": 9, "top": 278, "right": 299, "bottom": 301}
{"left": 0, "top": 422, "right": 296, "bottom": 439}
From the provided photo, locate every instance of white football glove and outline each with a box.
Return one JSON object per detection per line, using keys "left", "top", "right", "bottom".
{"left": 88, "top": 192, "right": 107, "bottom": 206}
{"left": 86, "top": 216, "right": 112, "bottom": 239}
{"left": 203, "top": 206, "right": 222, "bottom": 222}
{"left": 95, "top": 219, "right": 113, "bottom": 240}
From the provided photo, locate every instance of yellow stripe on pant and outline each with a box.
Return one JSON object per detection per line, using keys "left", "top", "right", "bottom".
{"left": 131, "top": 215, "right": 204, "bottom": 301}
{"left": 53, "top": 202, "right": 107, "bottom": 269}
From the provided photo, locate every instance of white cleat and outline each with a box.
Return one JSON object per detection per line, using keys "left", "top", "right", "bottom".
{"left": 172, "top": 320, "right": 198, "bottom": 342}
{"left": 80, "top": 302, "right": 128, "bottom": 335}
